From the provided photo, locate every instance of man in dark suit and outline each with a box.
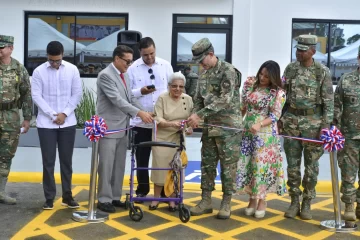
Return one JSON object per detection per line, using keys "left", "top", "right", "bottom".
{"left": 96, "top": 45, "right": 153, "bottom": 213}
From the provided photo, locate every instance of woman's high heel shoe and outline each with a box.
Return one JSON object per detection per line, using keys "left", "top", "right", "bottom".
{"left": 244, "top": 208, "right": 256, "bottom": 216}
{"left": 254, "top": 210, "right": 266, "bottom": 218}
{"left": 255, "top": 201, "right": 267, "bottom": 218}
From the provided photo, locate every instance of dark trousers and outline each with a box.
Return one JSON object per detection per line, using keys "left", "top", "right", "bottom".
{"left": 133, "top": 127, "right": 152, "bottom": 195}
{"left": 38, "top": 125, "right": 76, "bottom": 200}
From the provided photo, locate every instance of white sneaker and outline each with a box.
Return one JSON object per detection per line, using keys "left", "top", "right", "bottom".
{"left": 244, "top": 208, "right": 256, "bottom": 216}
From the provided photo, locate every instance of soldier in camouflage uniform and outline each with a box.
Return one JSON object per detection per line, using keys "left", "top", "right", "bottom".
{"left": 333, "top": 45, "right": 360, "bottom": 221}
{"left": 279, "top": 35, "right": 334, "bottom": 220}
{"left": 0, "top": 35, "right": 32, "bottom": 205}
{"left": 183, "top": 66, "right": 198, "bottom": 100}
{"left": 187, "top": 38, "right": 242, "bottom": 219}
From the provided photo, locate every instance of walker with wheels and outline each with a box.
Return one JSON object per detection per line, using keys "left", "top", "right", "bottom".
{"left": 125, "top": 130, "right": 190, "bottom": 223}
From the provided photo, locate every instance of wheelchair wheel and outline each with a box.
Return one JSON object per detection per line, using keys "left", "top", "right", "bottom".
{"left": 179, "top": 206, "right": 190, "bottom": 223}
{"left": 129, "top": 206, "right": 143, "bottom": 222}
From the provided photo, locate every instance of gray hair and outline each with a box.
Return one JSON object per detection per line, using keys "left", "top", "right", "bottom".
{"left": 168, "top": 71, "right": 186, "bottom": 85}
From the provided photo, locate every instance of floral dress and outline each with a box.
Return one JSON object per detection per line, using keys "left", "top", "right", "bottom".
{"left": 236, "top": 77, "right": 287, "bottom": 199}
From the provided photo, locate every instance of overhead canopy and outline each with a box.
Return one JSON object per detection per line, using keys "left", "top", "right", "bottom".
{"left": 177, "top": 32, "right": 226, "bottom": 62}
{"left": 330, "top": 39, "right": 360, "bottom": 64}
{"left": 28, "top": 18, "right": 85, "bottom": 57}
{"left": 83, "top": 30, "right": 123, "bottom": 57}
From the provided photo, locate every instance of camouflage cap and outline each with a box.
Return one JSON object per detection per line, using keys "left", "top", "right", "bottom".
{"left": 192, "top": 38, "right": 214, "bottom": 63}
{"left": 295, "top": 34, "right": 318, "bottom": 51}
{"left": 0, "top": 34, "right": 14, "bottom": 48}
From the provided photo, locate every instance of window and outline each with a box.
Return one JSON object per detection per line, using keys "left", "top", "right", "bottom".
{"left": 292, "top": 19, "right": 360, "bottom": 85}
{"left": 25, "top": 12, "right": 128, "bottom": 77}
{"left": 172, "top": 14, "right": 233, "bottom": 75}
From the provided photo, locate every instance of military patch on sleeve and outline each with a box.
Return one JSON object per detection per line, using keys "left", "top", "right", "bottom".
{"left": 327, "top": 86, "right": 333, "bottom": 94}
{"left": 221, "top": 80, "right": 231, "bottom": 89}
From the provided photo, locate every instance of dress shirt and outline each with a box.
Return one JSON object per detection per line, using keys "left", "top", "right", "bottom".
{"left": 31, "top": 60, "right": 82, "bottom": 128}
{"left": 127, "top": 57, "right": 173, "bottom": 128}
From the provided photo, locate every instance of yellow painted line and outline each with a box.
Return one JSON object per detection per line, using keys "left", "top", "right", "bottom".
{"left": 10, "top": 183, "right": 357, "bottom": 240}
{"left": 137, "top": 222, "right": 179, "bottom": 235}
{"left": 262, "top": 225, "right": 305, "bottom": 239}
{"left": 11, "top": 172, "right": 359, "bottom": 194}
{"left": 302, "top": 230, "right": 335, "bottom": 240}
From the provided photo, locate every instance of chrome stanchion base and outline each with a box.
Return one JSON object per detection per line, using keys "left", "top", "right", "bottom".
{"left": 72, "top": 210, "right": 109, "bottom": 223}
{"left": 320, "top": 220, "right": 357, "bottom": 232}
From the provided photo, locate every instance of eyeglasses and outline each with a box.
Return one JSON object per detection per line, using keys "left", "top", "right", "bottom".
{"left": 148, "top": 68, "right": 155, "bottom": 80}
{"left": 170, "top": 85, "right": 184, "bottom": 89}
{"left": 119, "top": 56, "right": 133, "bottom": 66}
{"left": 48, "top": 59, "right": 62, "bottom": 65}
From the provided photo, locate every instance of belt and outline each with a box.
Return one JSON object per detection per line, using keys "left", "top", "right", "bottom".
{"left": 287, "top": 106, "right": 322, "bottom": 116}
{"left": 0, "top": 101, "right": 17, "bottom": 111}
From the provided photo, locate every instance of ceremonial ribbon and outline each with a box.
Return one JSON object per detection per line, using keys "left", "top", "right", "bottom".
{"left": 84, "top": 115, "right": 140, "bottom": 142}
{"left": 199, "top": 123, "right": 345, "bottom": 152}
{"left": 84, "top": 116, "right": 345, "bottom": 152}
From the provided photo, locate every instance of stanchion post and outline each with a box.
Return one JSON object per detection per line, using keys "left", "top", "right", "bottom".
{"left": 72, "top": 141, "right": 109, "bottom": 223}
{"left": 320, "top": 151, "right": 357, "bottom": 232}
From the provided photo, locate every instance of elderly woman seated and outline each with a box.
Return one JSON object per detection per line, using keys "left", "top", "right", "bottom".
{"left": 149, "top": 72, "right": 194, "bottom": 212}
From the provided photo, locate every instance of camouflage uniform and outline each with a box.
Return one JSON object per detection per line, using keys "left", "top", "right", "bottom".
{"left": 184, "top": 69, "right": 198, "bottom": 99}
{"left": 0, "top": 35, "right": 32, "bottom": 204}
{"left": 333, "top": 48, "right": 360, "bottom": 219}
{"left": 282, "top": 35, "right": 334, "bottom": 220}
{"left": 189, "top": 38, "right": 242, "bottom": 219}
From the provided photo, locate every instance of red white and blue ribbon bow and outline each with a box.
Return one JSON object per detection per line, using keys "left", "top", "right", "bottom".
{"left": 180, "top": 120, "right": 187, "bottom": 130}
{"left": 84, "top": 115, "right": 108, "bottom": 142}
{"left": 320, "top": 126, "right": 345, "bottom": 152}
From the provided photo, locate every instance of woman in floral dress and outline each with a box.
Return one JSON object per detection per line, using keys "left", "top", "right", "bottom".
{"left": 236, "top": 60, "right": 286, "bottom": 218}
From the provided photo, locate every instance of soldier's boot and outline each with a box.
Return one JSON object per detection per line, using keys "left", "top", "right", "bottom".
{"left": 284, "top": 195, "right": 300, "bottom": 218}
{"left": 190, "top": 190, "right": 213, "bottom": 216}
{"left": 355, "top": 203, "right": 360, "bottom": 219}
{"left": 0, "top": 176, "right": 16, "bottom": 205}
{"left": 217, "top": 194, "right": 232, "bottom": 219}
{"left": 343, "top": 203, "right": 356, "bottom": 221}
{"left": 300, "top": 198, "right": 312, "bottom": 220}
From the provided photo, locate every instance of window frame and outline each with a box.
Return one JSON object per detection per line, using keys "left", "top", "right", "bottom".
{"left": 292, "top": 18, "right": 360, "bottom": 84}
{"left": 172, "top": 14, "right": 233, "bottom": 71}
{"left": 24, "top": 11, "right": 129, "bottom": 77}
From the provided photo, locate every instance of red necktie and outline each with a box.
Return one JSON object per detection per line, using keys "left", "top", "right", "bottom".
{"left": 120, "top": 73, "right": 127, "bottom": 88}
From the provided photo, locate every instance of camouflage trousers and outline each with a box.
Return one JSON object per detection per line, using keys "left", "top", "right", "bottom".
{"left": 338, "top": 139, "right": 360, "bottom": 204}
{"left": 0, "top": 109, "right": 20, "bottom": 178}
{"left": 282, "top": 113, "right": 324, "bottom": 199}
{"left": 200, "top": 133, "right": 241, "bottom": 195}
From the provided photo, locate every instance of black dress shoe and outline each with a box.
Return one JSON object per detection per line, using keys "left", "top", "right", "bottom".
{"left": 43, "top": 200, "right": 54, "bottom": 210}
{"left": 62, "top": 196, "right": 80, "bottom": 209}
{"left": 149, "top": 202, "right": 159, "bottom": 210}
{"left": 97, "top": 202, "right": 115, "bottom": 213}
{"left": 134, "top": 194, "right": 146, "bottom": 204}
{"left": 112, "top": 200, "right": 126, "bottom": 208}
{"left": 168, "top": 204, "right": 176, "bottom": 212}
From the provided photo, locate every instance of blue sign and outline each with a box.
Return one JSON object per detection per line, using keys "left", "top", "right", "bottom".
{"left": 184, "top": 161, "right": 221, "bottom": 184}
